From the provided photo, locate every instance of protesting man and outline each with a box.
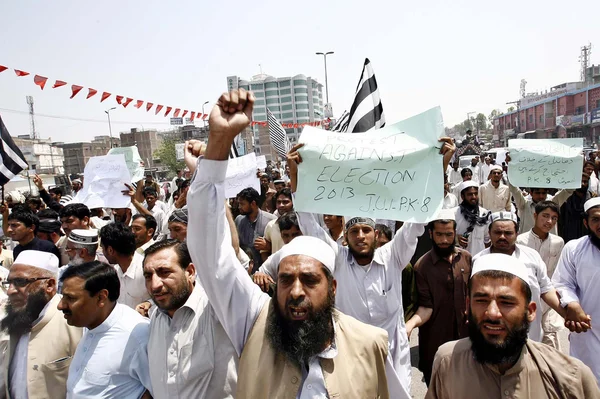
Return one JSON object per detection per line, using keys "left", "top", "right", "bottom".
{"left": 59, "top": 203, "right": 92, "bottom": 263}
{"left": 405, "top": 209, "right": 471, "bottom": 385}
{"left": 131, "top": 214, "right": 157, "bottom": 255}
{"left": 559, "top": 172, "right": 595, "bottom": 242}
{"left": 450, "top": 168, "right": 472, "bottom": 198}
{"left": 259, "top": 173, "right": 277, "bottom": 213}
{"left": 186, "top": 89, "right": 402, "bottom": 398}
{"left": 1, "top": 251, "right": 82, "bottom": 398}
{"left": 517, "top": 201, "right": 565, "bottom": 348}
{"left": 58, "top": 261, "right": 152, "bottom": 398}
{"left": 99, "top": 223, "right": 149, "bottom": 309}
{"left": 255, "top": 188, "right": 294, "bottom": 258}
{"left": 447, "top": 160, "right": 462, "bottom": 187}
{"left": 552, "top": 197, "right": 600, "bottom": 383}
{"left": 478, "top": 164, "right": 511, "bottom": 212}
{"left": 71, "top": 178, "right": 82, "bottom": 195}
{"left": 453, "top": 181, "right": 490, "bottom": 255}
{"left": 467, "top": 157, "right": 480, "bottom": 185}
{"left": 323, "top": 214, "right": 345, "bottom": 245}
{"left": 144, "top": 240, "right": 238, "bottom": 398}
{"left": 8, "top": 211, "right": 62, "bottom": 261}
{"left": 473, "top": 211, "right": 573, "bottom": 342}
{"left": 168, "top": 208, "right": 188, "bottom": 242}
{"left": 126, "top": 186, "right": 167, "bottom": 241}
{"left": 478, "top": 156, "right": 492, "bottom": 184}
{"left": 426, "top": 254, "right": 600, "bottom": 398}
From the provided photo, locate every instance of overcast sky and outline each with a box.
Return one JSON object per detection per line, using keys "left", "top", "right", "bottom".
{"left": 1, "top": 0, "right": 598, "bottom": 143}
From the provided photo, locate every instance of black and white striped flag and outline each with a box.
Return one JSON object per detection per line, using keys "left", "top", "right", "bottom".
{"left": 267, "top": 108, "right": 291, "bottom": 159}
{"left": 0, "top": 116, "right": 28, "bottom": 186}
{"left": 332, "top": 110, "right": 350, "bottom": 132}
{"left": 344, "top": 58, "right": 385, "bottom": 133}
{"left": 229, "top": 142, "right": 239, "bottom": 159}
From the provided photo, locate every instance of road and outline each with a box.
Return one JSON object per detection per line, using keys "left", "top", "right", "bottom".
{"left": 408, "top": 328, "right": 571, "bottom": 398}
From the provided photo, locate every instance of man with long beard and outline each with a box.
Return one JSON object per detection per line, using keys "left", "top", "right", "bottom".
{"left": 143, "top": 239, "right": 238, "bottom": 398}
{"left": 552, "top": 197, "right": 600, "bottom": 384}
{"left": 405, "top": 209, "right": 472, "bottom": 385}
{"left": 1, "top": 251, "right": 81, "bottom": 398}
{"left": 452, "top": 180, "right": 491, "bottom": 255}
{"left": 186, "top": 89, "right": 400, "bottom": 398}
{"left": 426, "top": 254, "right": 600, "bottom": 398}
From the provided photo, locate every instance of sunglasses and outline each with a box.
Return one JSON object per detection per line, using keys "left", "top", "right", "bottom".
{"left": 1, "top": 277, "right": 51, "bottom": 289}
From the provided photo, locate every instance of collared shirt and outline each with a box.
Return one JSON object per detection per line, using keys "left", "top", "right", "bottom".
{"left": 447, "top": 168, "right": 462, "bottom": 187}
{"left": 263, "top": 218, "right": 284, "bottom": 254}
{"left": 115, "top": 253, "right": 149, "bottom": 309}
{"left": 67, "top": 303, "right": 151, "bottom": 398}
{"left": 148, "top": 284, "right": 238, "bottom": 399}
{"left": 478, "top": 163, "right": 491, "bottom": 184}
{"left": 473, "top": 245, "right": 553, "bottom": 342}
{"left": 478, "top": 180, "right": 511, "bottom": 212}
{"left": 135, "top": 239, "right": 155, "bottom": 256}
{"left": 414, "top": 248, "right": 471, "bottom": 376}
{"left": 442, "top": 192, "right": 458, "bottom": 209}
{"left": 235, "top": 210, "right": 276, "bottom": 270}
{"left": 552, "top": 236, "right": 600, "bottom": 383}
{"left": 453, "top": 205, "right": 490, "bottom": 256}
{"left": 516, "top": 230, "right": 564, "bottom": 277}
{"left": 187, "top": 158, "right": 410, "bottom": 399}
{"left": 468, "top": 165, "right": 480, "bottom": 184}
{"left": 9, "top": 300, "right": 53, "bottom": 399}
{"left": 295, "top": 208, "right": 424, "bottom": 394}
{"left": 508, "top": 182, "right": 573, "bottom": 235}
{"left": 426, "top": 338, "right": 600, "bottom": 399}
{"left": 146, "top": 206, "right": 167, "bottom": 241}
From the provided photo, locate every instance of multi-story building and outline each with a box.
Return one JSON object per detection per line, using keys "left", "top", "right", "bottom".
{"left": 227, "top": 74, "right": 324, "bottom": 159}
{"left": 92, "top": 135, "right": 121, "bottom": 148}
{"left": 493, "top": 81, "right": 600, "bottom": 147}
{"left": 13, "top": 136, "right": 65, "bottom": 175}
{"left": 119, "top": 128, "right": 162, "bottom": 167}
{"left": 59, "top": 142, "right": 111, "bottom": 176}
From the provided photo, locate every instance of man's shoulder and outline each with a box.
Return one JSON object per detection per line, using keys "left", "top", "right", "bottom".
{"left": 526, "top": 340, "right": 595, "bottom": 378}
{"left": 261, "top": 210, "right": 277, "bottom": 221}
{"left": 435, "top": 338, "right": 472, "bottom": 362}
{"left": 117, "top": 304, "right": 150, "bottom": 341}
{"left": 335, "top": 310, "right": 388, "bottom": 352}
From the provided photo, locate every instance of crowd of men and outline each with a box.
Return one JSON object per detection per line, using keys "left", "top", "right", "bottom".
{"left": 0, "top": 87, "right": 598, "bottom": 398}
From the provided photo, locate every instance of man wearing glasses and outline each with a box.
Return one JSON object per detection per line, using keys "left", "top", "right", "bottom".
{"left": 0, "top": 250, "right": 82, "bottom": 398}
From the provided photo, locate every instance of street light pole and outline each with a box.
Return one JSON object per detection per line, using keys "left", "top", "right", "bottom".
{"left": 105, "top": 107, "right": 117, "bottom": 148}
{"left": 316, "top": 51, "right": 334, "bottom": 105}
{"left": 202, "top": 101, "right": 209, "bottom": 129}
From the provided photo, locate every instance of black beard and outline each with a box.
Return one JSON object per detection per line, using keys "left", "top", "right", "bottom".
{"left": 1, "top": 290, "right": 50, "bottom": 336}
{"left": 267, "top": 284, "right": 336, "bottom": 366}
{"left": 588, "top": 231, "right": 600, "bottom": 251}
{"left": 432, "top": 240, "right": 455, "bottom": 258}
{"left": 153, "top": 279, "right": 191, "bottom": 313}
{"left": 468, "top": 310, "right": 529, "bottom": 366}
{"left": 460, "top": 200, "right": 477, "bottom": 210}
{"left": 349, "top": 242, "right": 376, "bottom": 264}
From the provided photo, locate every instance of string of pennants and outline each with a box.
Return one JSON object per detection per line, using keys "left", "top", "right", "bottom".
{"left": 1, "top": 64, "right": 326, "bottom": 128}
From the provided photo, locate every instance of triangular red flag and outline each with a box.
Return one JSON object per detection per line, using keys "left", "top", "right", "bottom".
{"left": 135, "top": 100, "right": 144, "bottom": 109}
{"left": 122, "top": 98, "right": 134, "bottom": 108}
{"left": 190, "top": 112, "right": 196, "bottom": 121}
{"left": 33, "top": 75, "right": 48, "bottom": 90}
{"left": 100, "top": 92, "right": 111, "bottom": 102}
{"left": 115, "top": 95, "right": 123, "bottom": 105}
{"left": 87, "top": 88, "right": 98, "bottom": 99}
{"left": 146, "top": 102, "right": 154, "bottom": 112}
{"left": 165, "top": 107, "right": 173, "bottom": 117}
{"left": 155, "top": 105, "right": 164, "bottom": 115}
{"left": 0, "top": 65, "right": 7, "bottom": 73}
{"left": 202, "top": 113, "right": 208, "bottom": 120}
{"left": 182, "top": 110, "right": 188, "bottom": 118}
{"left": 53, "top": 80, "right": 67, "bottom": 89}
{"left": 14, "top": 69, "right": 29, "bottom": 77}
{"left": 70, "top": 85, "right": 83, "bottom": 99}
{"left": 173, "top": 109, "right": 181, "bottom": 118}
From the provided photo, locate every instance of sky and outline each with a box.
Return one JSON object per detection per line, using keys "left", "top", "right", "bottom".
{"left": 0, "top": 0, "right": 598, "bottom": 143}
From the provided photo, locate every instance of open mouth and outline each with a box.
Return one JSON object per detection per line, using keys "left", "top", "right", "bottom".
{"left": 289, "top": 306, "right": 308, "bottom": 320}
{"left": 483, "top": 323, "right": 505, "bottom": 334}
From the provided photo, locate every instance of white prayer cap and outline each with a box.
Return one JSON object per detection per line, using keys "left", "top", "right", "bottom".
{"left": 272, "top": 236, "right": 336, "bottom": 275}
{"left": 471, "top": 253, "right": 530, "bottom": 287}
{"left": 489, "top": 211, "right": 518, "bottom": 225}
{"left": 72, "top": 179, "right": 82, "bottom": 184}
{"left": 433, "top": 208, "right": 456, "bottom": 221}
{"left": 458, "top": 180, "right": 478, "bottom": 194}
{"left": 68, "top": 229, "right": 99, "bottom": 245}
{"left": 584, "top": 197, "right": 600, "bottom": 213}
{"left": 490, "top": 165, "right": 503, "bottom": 172}
{"left": 13, "top": 250, "right": 59, "bottom": 276}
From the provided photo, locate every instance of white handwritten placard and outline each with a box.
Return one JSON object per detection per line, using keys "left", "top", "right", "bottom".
{"left": 78, "top": 154, "right": 132, "bottom": 209}
{"left": 107, "top": 146, "right": 145, "bottom": 183}
{"left": 508, "top": 138, "right": 583, "bottom": 189}
{"left": 295, "top": 107, "right": 445, "bottom": 223}
{"left": 175, "top": 143, "right": 185, "bottom": 161}
{"left": 225, "top": 152, "right": 260, "bottom": 198}
{"left": 256, "top": 155, "right": 267, "bottom": 170}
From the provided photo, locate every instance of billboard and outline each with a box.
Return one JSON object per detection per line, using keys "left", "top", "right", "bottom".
{"left": 170, "top": 117, "right": 183, "bottom": 126}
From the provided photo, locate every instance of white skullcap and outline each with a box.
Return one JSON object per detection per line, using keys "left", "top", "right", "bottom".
{"left": 72, "top": 179, "right": 82, "bottom": 184}
{"left": 68, "top": 229, "right": 99, "bottom": 245}
{"left": 434, "top": 208, "right": 456, "bottom": 221}
{"left": 489, "top": 211, "right": 518, "bottom": 224}
{"left": 584, "top": 197, "right": 600, "bottom": 213}
{"left": 458, "top": 180, "right": 478, "bottom": 194}
{"left": 471, "top": 253, "right": 530, "bottom": 287}
{"left": 490, "top": 165, "right": 503, "bottom": 172}
{"left": 272, "top": 236, "right": 336, "bottom": 275}
{"left": 14, "top": 250, "right": 59, "bottom": 276}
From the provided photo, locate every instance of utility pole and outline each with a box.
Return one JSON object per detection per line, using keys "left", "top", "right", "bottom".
{"left": 26, "top": 96, "right": 37, "bottom": 139}
{"left": 105, "top": 107, "right": 116, "bottom": 148}
{"left": 316, "top": 51, "right": 334, "bottom": 105}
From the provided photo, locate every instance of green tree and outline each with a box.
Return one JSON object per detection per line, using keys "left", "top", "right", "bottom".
{"left": 154, "top": 138, "right": 185, "bottom": 175}
{"left": 488, "top": 109, "right": 503, "bottom": 123}
{"left": 507, "top": 106, "right": 515, "bottom": 112}
{"left": 475, "top": 113, "right": 488, "bottom": 131}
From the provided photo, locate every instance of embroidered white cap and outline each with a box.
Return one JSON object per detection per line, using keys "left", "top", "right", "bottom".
{"left": 13, "top": 250, "right": 59, "bottom": 276}
{"left": 68, "top": 229, "right": 99, "bottom": 245}
{"left": 584, "top": 197, "right": 600, "bottom": 213}
{"left": 490, "top": 165, "right": 503, "bottom": 172}
{"left": 273, "top": 236, "right": 336, "bottom": 274}
{"left": 489, "top": 211, "right": 518, "bottom": 224}
{"left": 433, "top": 208, "right": 456, "bottom": 221}
{"left": 458, "top": 180, "right": 479, "bottom": 194}
{"left": 471, "top": 253, "right": 530, "bottom": 287}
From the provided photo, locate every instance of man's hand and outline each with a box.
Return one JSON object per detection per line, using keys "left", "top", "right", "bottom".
{"left": 32, "top": 174, "right": 45, "bottom": 191}
{"left": 457, "top": 235, "right": 469, "bottom": 248}
{"left": 564, "top": 302, "right": 592, "bottom": 333}
{"left": 210, "top": 89, "right": 255, "bottom": 139}
{"left": 135, "top": 301, "right": 152, "bottom": 318}
{"left": 122, "top": 183, "right": 136, "bottom": 199}
{"left": 287, "top": 143, "right": 304, "bottom": 193}
{"left": 0, "top": 202, "right": 8, "bottom": 216}
{"left": 438, "top": 137, "right": 456, "bottom": 172}
{"left": 253, "top": 272, "right": 275, "bottom": 293}
{"left": 184, "top": 140, "right": 206, "bottom": 174}
{"left": 253, "top": 237, "right": 271, "bottom": 252}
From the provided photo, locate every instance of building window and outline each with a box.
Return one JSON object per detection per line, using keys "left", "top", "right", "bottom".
{"left": 279, "top": 80, "right": 291, "bottom": 87}
{"left": 294, "top": 88, "right": 308, "bottom": 94}
{"left": 250, "top": 84, "right": 263, "bottom": 91}
{"left": 254, "top": 99, "right": 265, "bottom": 106}
{"left": 297, "top": 111, "right": 309, "bottom": 118}
{"left": 254, "top": 91, "right": 264, "bottom": 98}
{"left": 282, "top": 112, "right": 294, "bottom": 119}
{"left": 295, "top": 96, "right": 308, "bottom": 103}
{"left": 281, "top": 96, "right": 292, "bottom": 103}
{"left": 296, "top": 103, "right": 309, "bottom": 110}
{"left": 279, "top": 88, "right": 291, "bottom": 95}
{"left": 281, "top": 104, "right": 293, "bottom": 111}
{"left": 293, "top": 79, "right": 307, "bottom": 86}
{"left": 539, "top": 115, "right": 543, "bottom": 123}
{"left": 265, "top": 82, "right": 278, "bottom": 89}
{"left": 266, "top": 97, "right": 279, "bottom": 105}
{"left": 266, "top": 89, "right": 278, "bottom": 97}
{"left": 596, "top": 99, "right": 600, "bottom": 108}
{"left": 575, "top": 106, "right": 585, "bottom": 115}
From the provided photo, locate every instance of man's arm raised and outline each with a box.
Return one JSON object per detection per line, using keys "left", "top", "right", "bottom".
{"left": 186, "top": 89, "right": 268, "bottom": 355}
